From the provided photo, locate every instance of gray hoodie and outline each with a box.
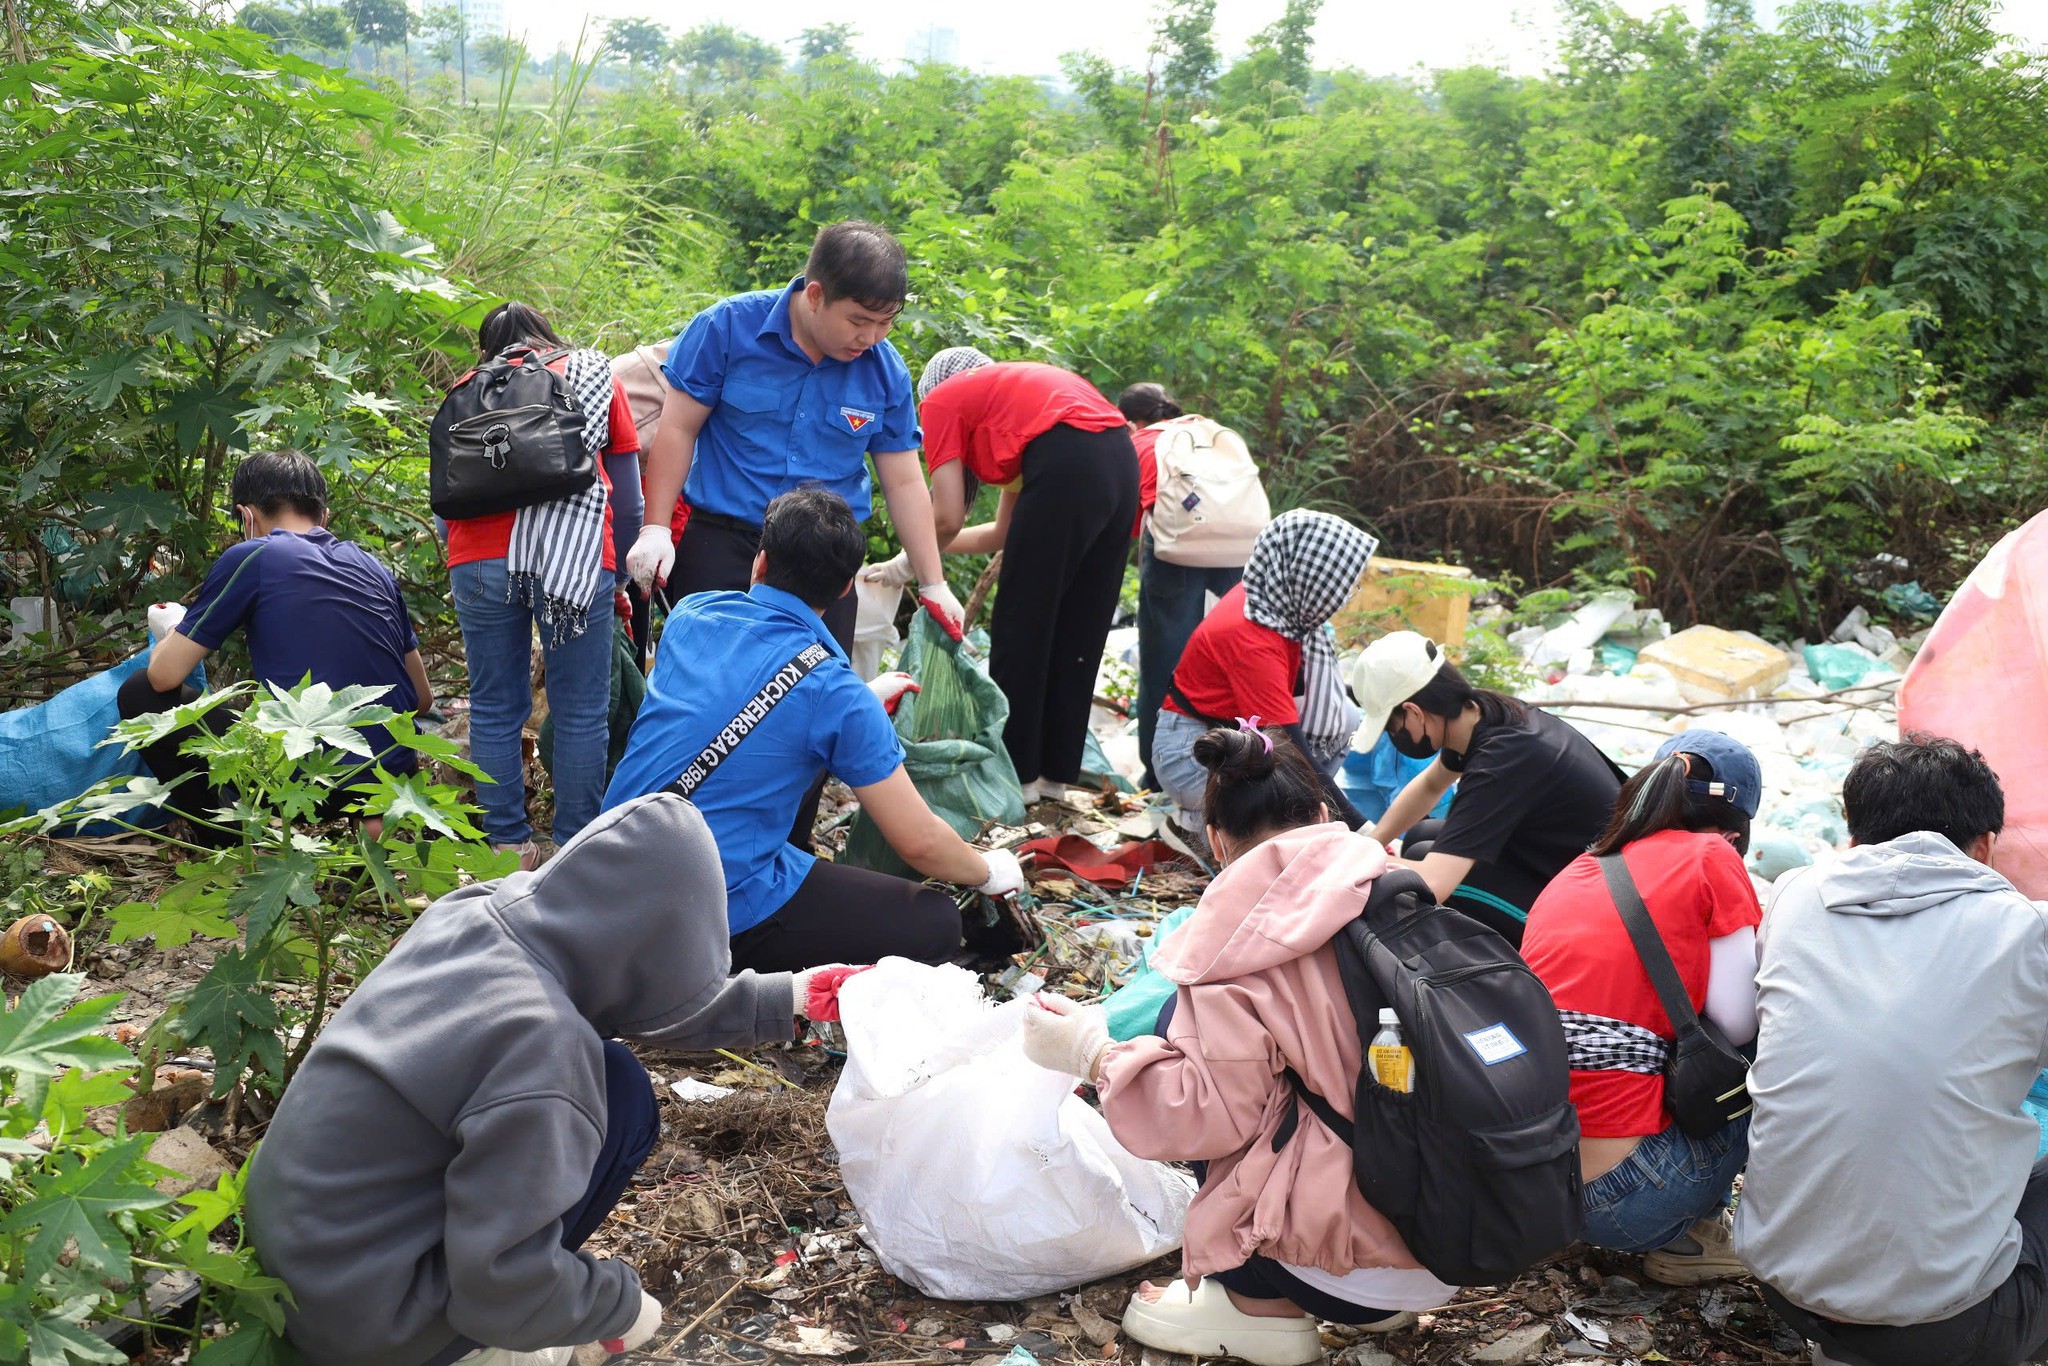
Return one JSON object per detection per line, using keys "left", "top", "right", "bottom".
{"left": 244, "top": 793, "right": 793, "bottom": 1366}
{"left": 1734, "top": 831, "right": 2048, "bottom": 1326}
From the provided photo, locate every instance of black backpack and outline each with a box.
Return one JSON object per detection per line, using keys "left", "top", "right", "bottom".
{"left": 1276, "top": 869, "right": 1582, "bottom": 1286}
{"left": 429, "top": 346, "right": 594, "bottom": 520}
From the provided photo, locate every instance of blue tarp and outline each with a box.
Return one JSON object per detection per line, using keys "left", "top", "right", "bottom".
{"left": 1337, "top": 731, "right": 1455, "bottom": 825}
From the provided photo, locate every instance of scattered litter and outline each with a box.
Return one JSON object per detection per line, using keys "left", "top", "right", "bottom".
{"left": 763, "top": 1325, "right": 860, "bottom": 1356}
{"left": 1638, "top": 625, "right": 1791, "bottom": 703}
{"left": 670, "top": 1077, "right": 736, "bottom": 1104}
{"left": 1069, "top": 1301, "right": 1119, "bottom": 1348}
{"left": 995, "top": 1348, "right": 1040, "bottom": 1366}
{"left": 1881, "top": 580, "right": 1941, "bottom": 619}
{"left": 985, "top": 1324, "right": 1018, "bottom": 1344}
{"left": 1561, "top": 1311, "right": 1610, "bottom": 1347}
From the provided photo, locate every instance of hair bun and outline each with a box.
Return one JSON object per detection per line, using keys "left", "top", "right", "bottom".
{"left": 1192, "top": 726, "right": 1279, "bottom": 785}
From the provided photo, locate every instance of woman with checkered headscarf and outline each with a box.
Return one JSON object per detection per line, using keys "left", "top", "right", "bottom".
{"left": 1151, "top": 510, "right": 1378, "bottom": 844}
{"left": 863, "top": 348, "right": 1138, "bottom": 803}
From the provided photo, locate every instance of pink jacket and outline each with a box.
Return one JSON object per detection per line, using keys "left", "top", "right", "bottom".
{"left": 1097, "top": 823, "right": 1425, "bottom": 1281}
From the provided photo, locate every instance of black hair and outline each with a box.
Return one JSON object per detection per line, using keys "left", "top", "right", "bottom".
{"left": 804, "top": 221, "right": 909, "bottom": 313}
{"left": 1118, "top": 382, "right": 1184, "bottom": 426}
{"left": 1590, "top": 752, "right": 1750, "bottom": 858}
{"left": 1843, "top": 731, "right": 2005, "bottom": 853}
{"left": 760, "top": 486, "right": 866, "bottom": 610}
{"left": 1193, "top": 725, "right": 1328, "bottom": 844}
{"left": 1405, "top": 646, "right": 1528, "bottom": 726}
{"left": 230, "top": 449, "right": 327, "bottom": 520}
{"left": 478, "top": 301, "right": 566, "bottom": 359}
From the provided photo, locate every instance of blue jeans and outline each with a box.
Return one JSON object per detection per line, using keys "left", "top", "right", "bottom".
{"left": 1152, "top": 707, "right": 1213, "bottom": 824}
{"left": 1579, "top": 1114, "right": 1750, "bottom": 1253}
{"left": 451, "top": 558, "right": 611, "bottom": 847}
{"left": 1136, "top": 534, "right": 1242, "bottom": 786}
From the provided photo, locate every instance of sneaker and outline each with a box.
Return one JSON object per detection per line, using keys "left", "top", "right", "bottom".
{"left": 493, "top": 840, "right": 551, "bottom": 873}
{"left": 1643, "top": 1211, "right": 1747, "bottom": 1285}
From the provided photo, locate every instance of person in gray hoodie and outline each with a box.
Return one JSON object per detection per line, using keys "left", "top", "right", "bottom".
{"left": 245, "top": 790, "right": 833, "bottom": 1366}
{"left": 1735, "top": 733, "right": 2048, "bottom": 1366}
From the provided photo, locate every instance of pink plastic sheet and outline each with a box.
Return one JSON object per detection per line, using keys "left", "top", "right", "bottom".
{"left": 1900, "top": 510, "right": 2048, "bottom": 898}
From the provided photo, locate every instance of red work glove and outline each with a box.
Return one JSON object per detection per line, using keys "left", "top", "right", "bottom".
{"left": 866, "top": 671, "right": 920, "bottom": 716}
{"left": 918, "top": 582, "right": 967, "bottom": 643}
{"left": 613, "top": 589, "right": 632, "bottom": 623}
{"left": 792, "top": 964, "right": 873, "bottom": 1023}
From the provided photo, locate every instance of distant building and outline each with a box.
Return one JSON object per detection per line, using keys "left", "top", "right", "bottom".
{"left": 459, "top": 0, "right": 504, "bottom": 38}
{"left": 903, "top": 24, "right": 959, "bottom": 66}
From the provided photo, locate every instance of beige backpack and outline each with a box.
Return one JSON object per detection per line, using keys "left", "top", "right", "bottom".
{"left": 1146, "top": 415, "right": 1271, "bottom": 567}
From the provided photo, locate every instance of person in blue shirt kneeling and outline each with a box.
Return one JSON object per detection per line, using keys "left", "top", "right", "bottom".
{"left": 605, "top": 487, "right": 1023, "bottom": 972}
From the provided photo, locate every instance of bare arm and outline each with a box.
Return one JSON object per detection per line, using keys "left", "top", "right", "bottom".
{"left": 939, "top": 488, "right": 1019, "bottom": 556}
{"left": 1372, "top": 758, "right": 1458, "bottom": 844}
{"left": 146, "top": 632, "right": 209, "bottom": 693}
{"left": 928, "top": 461, "right": 970, "bottom": 548}
{"left": 403, "top": 648, "right": 433, "bottom": 717}
{"left": 1398, "top": 851, "right": 1476, "bottom": 905}
{"left": 873, "top": 450, "right": 943, "bottom": 585}
{"left": 851, "top": 766, "right": 991, "bottom": 887}
{"left": 641, "top": 386, "right": 713, "bottom": 533}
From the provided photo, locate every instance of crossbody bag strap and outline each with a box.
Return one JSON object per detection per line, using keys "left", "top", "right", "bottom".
{"left": 1594, "top": 853, "right": 1706, "bottom": 1038}
{"left": 665, "top": 642, "right": 833, "bottom": 801}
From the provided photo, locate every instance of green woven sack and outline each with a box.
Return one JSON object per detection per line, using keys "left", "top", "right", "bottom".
{"left": 841, "top": 613, "right": 1025, "bottom": 877}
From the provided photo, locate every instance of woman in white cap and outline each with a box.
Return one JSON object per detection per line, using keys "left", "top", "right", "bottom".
{"left": 873, "top": 347, "right": 1138, "bottom": 803}
{"left": 1352, "top": 631, "right": 1624, "bottom": 944}
{"left": 1151, "top": 509, "right": 1376, "bottom": 843}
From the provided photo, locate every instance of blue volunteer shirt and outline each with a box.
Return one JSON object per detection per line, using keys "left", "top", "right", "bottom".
{"left": 178, "top": 528, "right": 419, "bottom": 771}
{"left": 603, "top": 584, "right": 906, "bottom": 933}
{"left": 664, "top": 276, "right": 921, "bottom": 524}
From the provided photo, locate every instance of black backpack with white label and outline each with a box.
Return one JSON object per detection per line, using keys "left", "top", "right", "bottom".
{"left": 1276, "top": 869, "right": 1582, "bottom": 1286}
{"left": 428, "top": 346, "right": 593, "bottom": 520}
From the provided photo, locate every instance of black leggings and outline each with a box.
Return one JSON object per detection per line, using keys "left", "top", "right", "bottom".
{"left": 989, "top": 423, "right": 1139, "bottom": 786}
{"left": 115, "top": 670, "right": 236, "bottom": 836}
{"left": 728, "top": 859, "right": 961, "bottom": 973}
{"left": 1400, "top": 817, "right": 1544, "bottom": 947}
{"left": 660, "top": 512, "right": 858, "bottom": 850}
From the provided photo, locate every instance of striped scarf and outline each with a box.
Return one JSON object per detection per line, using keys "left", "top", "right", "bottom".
{"left": 1241, "top": 509, "right": 1377, "bottom": 767}
{"left": 506, "top": 348, "right": 610, "bottom": 644}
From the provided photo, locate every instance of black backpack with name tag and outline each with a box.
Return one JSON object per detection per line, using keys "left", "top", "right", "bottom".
{"left": 429, "top": 345, "right": 593, "bottom": 520}
{"left": 1275, "top": 868, "right": 1582, "bottom": 1286}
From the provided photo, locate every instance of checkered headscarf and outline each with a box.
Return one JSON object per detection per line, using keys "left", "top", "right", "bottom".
{"left": 1242, "top": 510, "right": 1378, "bottom": 765}
{"left": 917, "top": 345, "right": 994, "bottom": 401}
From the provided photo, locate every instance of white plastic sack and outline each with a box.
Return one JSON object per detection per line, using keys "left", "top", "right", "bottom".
{"left": 827, "top": 959, "right": 1194, "bottom": 1301}
{"left": 852, "top": 575, "right": 903, "bottom": 682}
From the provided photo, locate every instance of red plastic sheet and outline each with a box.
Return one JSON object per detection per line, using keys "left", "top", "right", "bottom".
{"left": 1018, "top": 835, "right": 1183, "bottom": 890}
{"left": 1900, "top": 509, "right": 2048, "bottom": 898}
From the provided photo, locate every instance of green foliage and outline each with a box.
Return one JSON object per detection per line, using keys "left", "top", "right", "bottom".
{"left": 0, "top": 975, "right": 295, "bottom": 1363}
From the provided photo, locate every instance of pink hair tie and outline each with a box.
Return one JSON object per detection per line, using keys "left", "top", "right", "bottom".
{"left": 1235, "top": 716, "right": 1273, "bottom": 755}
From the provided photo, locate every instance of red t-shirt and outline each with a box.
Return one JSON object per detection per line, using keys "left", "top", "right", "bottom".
{"left": 445, "top": 355, "right": 640, "bottom": 570}
{"left": 1131, "top": 425, "right": 1160, "bottom": 538}
{"left": 1520, "top": 829, "right": 1762, "bottom": 1138}
{"left": 1162, "top": 583, "right": 1302, "bottom": 727}
{"left": 920, "top": 361, "right": 1127, "bottom": 488}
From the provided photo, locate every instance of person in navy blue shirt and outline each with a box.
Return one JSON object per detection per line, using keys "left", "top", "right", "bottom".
{"left": 121, "top": 450, "right": 431, "bottom": 835}
{"left": 606, "top": 488, "right": 1022, "bottom": 973}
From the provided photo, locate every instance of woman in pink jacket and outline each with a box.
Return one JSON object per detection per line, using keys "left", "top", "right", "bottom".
{"left": 1023, "top": 723, "right": 1456, "bottom": 1366}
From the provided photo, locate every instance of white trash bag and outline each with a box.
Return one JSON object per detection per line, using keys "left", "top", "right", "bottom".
{"left": 827, "top": 959, "right": 1194, "bottom": 1301}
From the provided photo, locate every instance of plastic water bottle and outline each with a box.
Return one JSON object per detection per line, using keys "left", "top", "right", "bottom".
{"left": 1368, "top": 1008, "right": 1413, "bottom": 1093}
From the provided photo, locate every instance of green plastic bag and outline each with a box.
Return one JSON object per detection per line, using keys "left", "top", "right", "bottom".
{"left": 842, "top": 613, "right": 1026, "bottom": 878}
{"left": 539, "top": 620, "right": 646, "bottom": 782}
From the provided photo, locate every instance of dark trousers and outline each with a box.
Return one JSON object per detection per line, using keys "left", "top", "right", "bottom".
{"left": 728, "top": 859, "right": 961, "bottom": 973}
{"left": 1764, "top": 1158, "right": 2048, "bottom": 1366}
{"left": 989, "top": 424, "right": 1140, "bottom": 786}
{"left": 1401, "top": 817, "right": 1543, "bottom": 948}
{"left": 659, "top": 513, "right": 858, "bottom": 851}
{"left": 1135, "top": 534, "right": 1242, "bottom": 787}
{"left": 423, "top": 1039, "right": 660, "bottom": 1366}
{"left": 116, "top": 670, "right": 236, "bottom": 835}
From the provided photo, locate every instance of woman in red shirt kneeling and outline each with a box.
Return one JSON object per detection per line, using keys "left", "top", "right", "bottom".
{"left": 1519, "top": 729, "right": 1764, "bottom": 1287}
{"left": 912, "top": 349, "right": 1139, "bottom": 802}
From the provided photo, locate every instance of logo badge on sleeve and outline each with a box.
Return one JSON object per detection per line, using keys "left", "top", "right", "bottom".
{"left": 840, "top": 406, "right": 876, "bottom": 434}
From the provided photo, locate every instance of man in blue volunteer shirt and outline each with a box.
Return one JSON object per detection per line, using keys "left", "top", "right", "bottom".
{"left": 623, "top": 221, "right": 964, "bottom": 647}
{"left": 606, "top": 488, "right": 1022, "bottom": 973}
{"left": 121, "top": 450, "right": 431, "bottom": 833}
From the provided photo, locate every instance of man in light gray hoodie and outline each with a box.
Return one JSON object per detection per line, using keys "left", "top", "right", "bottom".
{"left": 245, "top": 790, "right": 833, "bottom": 1366}
{"left": 1736, "top": 733, "right": 2048, "bottom": 1366}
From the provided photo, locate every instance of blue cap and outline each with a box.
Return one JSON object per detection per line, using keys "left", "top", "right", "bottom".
{"left": 1653, "top": 729, "right": 1763, "bottom": 819}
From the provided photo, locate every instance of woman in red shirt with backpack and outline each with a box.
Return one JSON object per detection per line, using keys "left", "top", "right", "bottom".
{"left": 908, "top": 349, "right": 1139, "bottom": 802}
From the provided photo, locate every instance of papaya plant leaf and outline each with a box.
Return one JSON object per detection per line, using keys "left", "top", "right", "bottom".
{"left": 1, "top": 1134, "right": 170, "bottom": 1284}
{"left": 251, "top": 680, "right": 396, "bottom": 760}
{"left": 230, "top": 849, "right": 320, "bottom": 943}
{"left": 0, "top": 975, "right": 133, "bottom": 1080}
{"left": 65, "top": 348, "right": 150, "bottom": 408}
{"left": 173, "top": 950, "right": 285, "bottom": 1095}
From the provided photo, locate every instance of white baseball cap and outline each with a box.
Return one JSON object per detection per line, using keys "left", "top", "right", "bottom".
{"left": 1350, "top": 630, "right": 1450, "bottom": 748}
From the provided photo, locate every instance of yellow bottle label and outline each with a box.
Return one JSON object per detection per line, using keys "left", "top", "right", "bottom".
{"left": 1369, "top": 1043, "right": 1413, "bottom": 1093}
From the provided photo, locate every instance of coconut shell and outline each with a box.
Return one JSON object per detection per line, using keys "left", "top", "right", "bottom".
{"left": 0, "top": 914, "right": 71, "bottom": 979}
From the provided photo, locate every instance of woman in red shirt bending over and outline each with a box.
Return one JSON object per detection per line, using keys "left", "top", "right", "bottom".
{"left": 909, "top": 348, "right": 1139, "bottom": 803}
{"left": 1519, "top": 729, "right": 1763, "bottom": 1288}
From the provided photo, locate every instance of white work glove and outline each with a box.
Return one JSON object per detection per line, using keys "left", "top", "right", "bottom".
{"left": 919, "top": 581, "right": 967, "bottom": 643}
{"left": 791, "top": 963, "right": 869, "bottom": 1022}
{"left": 866, "top": 671, "right": 920, "bottom": 717}
{"left": 859, "top": 551, "right": 917, "bottom": 590}
{"left": 599, "top": 1288, "right": 664, "bottom": 1353}
{"left": 1021, "top": 994, "right": 1110, "bottom": 1082}
{"left": 624, "top": 524, "right": 675, "bottom": 594}
{"left": 147, "top": 602, "right": 186, "bottom": 645}
{"left": 976, "top": 847, "right": 1026, "bottom": 898}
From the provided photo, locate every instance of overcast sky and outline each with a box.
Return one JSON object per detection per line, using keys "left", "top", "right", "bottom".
{"left": 502, "top": 0, "right": 2048, "bottom": 80}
